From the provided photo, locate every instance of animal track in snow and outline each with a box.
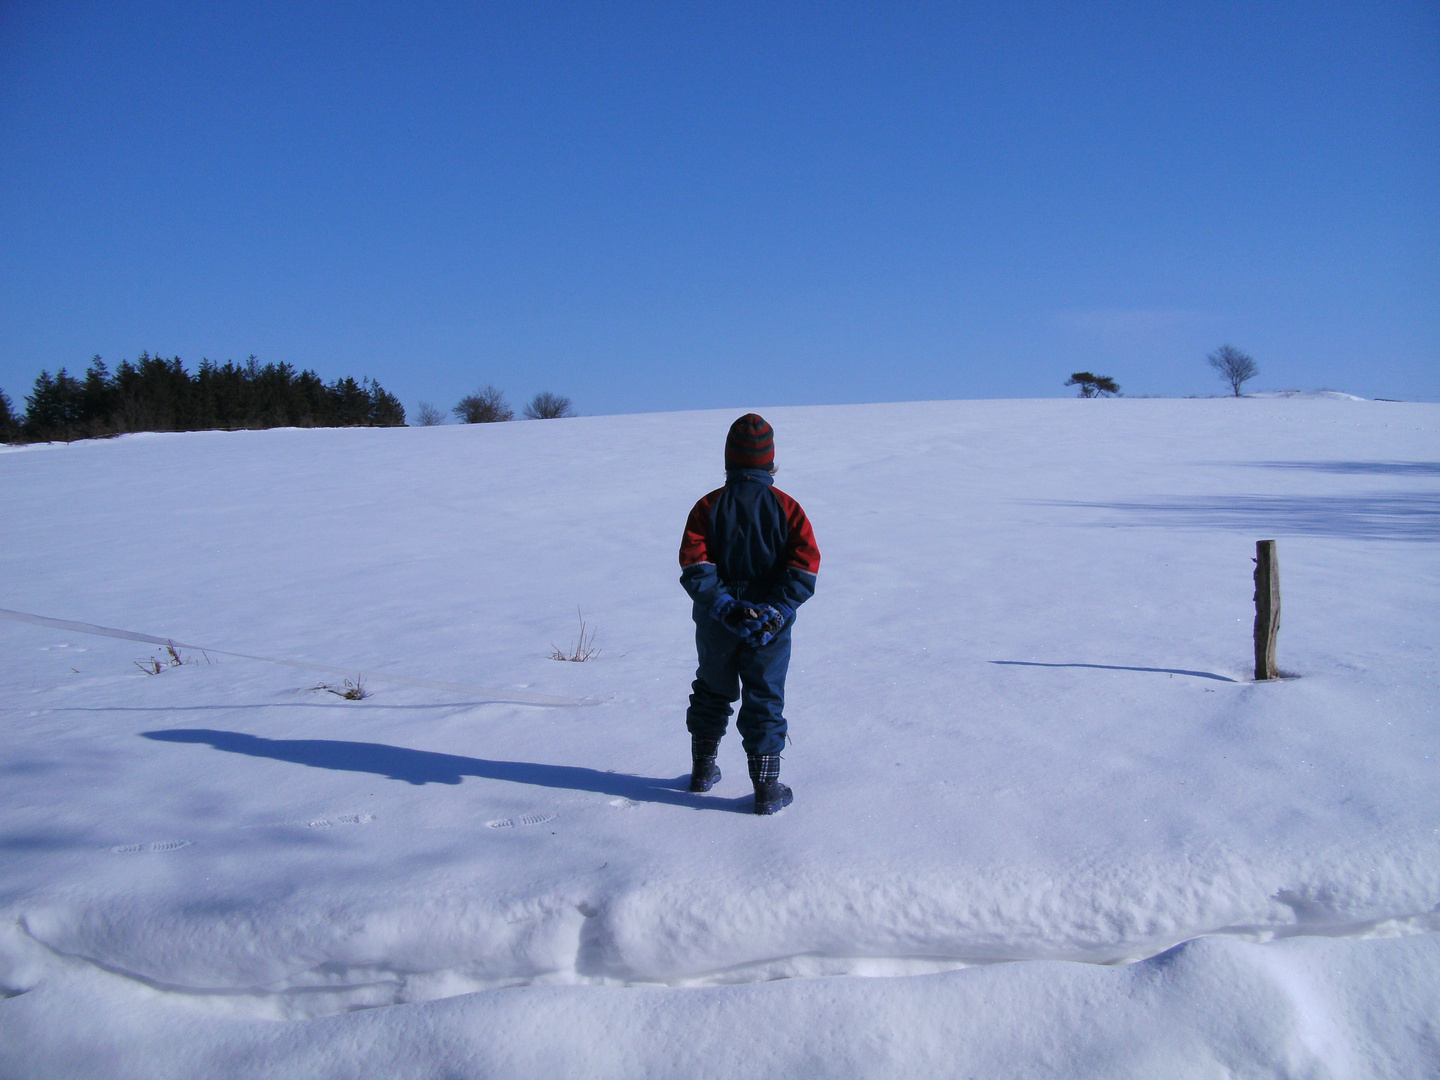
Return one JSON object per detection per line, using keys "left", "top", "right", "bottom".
{"left": 486, "top": 812, "right": 557, "bottom": 829}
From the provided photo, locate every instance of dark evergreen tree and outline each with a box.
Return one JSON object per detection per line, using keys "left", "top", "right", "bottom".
{"left": 80, "top": 356, "right": 115, "bottom": 434}
{"left": 329, "top": 376, "right": 372, "bottom": 426}
{"left": 23, "top": 368, "right": 86, "bottom": 440}
{"left": 13, "top": 354, "right": 406, "bottom": 441}
{"left": 366, "top": 379, "right": 406, "bottom": 426}
{"left": 0, "top": 387, "right": 16, "bottom": 442}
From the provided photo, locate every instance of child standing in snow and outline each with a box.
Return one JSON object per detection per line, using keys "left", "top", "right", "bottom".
{"left": 678, "top": 414, "right": 820, "bottom": 814}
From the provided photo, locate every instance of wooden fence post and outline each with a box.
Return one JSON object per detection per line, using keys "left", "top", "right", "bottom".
{"left": 1253, "top": 540, "right": 1280, "bottom": 680}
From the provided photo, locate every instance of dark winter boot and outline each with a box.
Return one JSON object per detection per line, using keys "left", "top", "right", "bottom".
{"left": 689, "top": 737, "right": 721, "bottom": 793}
{"left": 748, "top": 753, "right": 793, "bottom": 815}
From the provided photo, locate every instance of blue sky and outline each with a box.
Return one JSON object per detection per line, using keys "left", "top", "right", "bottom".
{"left": 1, "top": 1, "right": 1436, "bottom": 416}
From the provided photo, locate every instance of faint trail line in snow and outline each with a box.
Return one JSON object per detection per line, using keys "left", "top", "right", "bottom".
{"left": 990, "top": 661, "right": 1237, "bottom": 683}
{"left": 0, "top": 607, "right": 600, "bottom": 708}
{"left": 1237, "top": 460, "right": 1440, "bottom": 476}
{"left": 1038, "top": 493, "right": 1440, "bottom": 541}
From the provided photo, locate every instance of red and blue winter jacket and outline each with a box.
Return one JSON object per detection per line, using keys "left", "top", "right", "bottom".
{"left": 679, "top": 469, "right": 820, "bottom": 614}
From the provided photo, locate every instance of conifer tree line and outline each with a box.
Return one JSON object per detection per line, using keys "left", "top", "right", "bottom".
{"left": 0, "top": 354, "right": 405, "bottom": 442}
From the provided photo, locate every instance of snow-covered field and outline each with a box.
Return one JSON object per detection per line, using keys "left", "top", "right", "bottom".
{"left": 1, "top": 395, "right": 1437, "bottom": 1078}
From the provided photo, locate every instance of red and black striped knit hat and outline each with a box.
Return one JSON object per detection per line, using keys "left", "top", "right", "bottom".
{"left": 724, "top": 413, "right": 775, "bottom": 470}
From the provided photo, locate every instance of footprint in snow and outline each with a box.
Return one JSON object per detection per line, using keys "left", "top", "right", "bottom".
{"left": 486, "top": 812, "right": 557, "bottom": 829}
{"left": 109, "top": 840, "right": 193, "bottom": 854}
{"left": 306, "top": 813, "right": 375, "bottom": 828}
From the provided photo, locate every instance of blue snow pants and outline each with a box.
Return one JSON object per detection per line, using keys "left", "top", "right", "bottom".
{"left": 686, "top": 614, "right": 792, "bottom": 758}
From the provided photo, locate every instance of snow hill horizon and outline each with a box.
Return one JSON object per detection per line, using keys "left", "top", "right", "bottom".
{"left": 2, "top": 395, "right": 1437, "bottom": 1078}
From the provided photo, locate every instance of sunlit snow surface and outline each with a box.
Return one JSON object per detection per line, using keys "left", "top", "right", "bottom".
{"left": 2, "top": 396, "right": 1437, "bottom": 1077}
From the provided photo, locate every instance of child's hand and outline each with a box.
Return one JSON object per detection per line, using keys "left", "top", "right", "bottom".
{"left": 743, "top": 603, "right": 793, "bottom": 647}
{"left": 709, "top": 594, "right": 740, "bottom": 625}
{"left": 711, "top": 595, "right": 764, "bottom": 638}
{"left": 729, "top": 604, "right": 765, "bottom": 638}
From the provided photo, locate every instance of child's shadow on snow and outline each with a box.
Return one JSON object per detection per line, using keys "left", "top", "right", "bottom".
{"left": 141, "top": 729, "right": 754, "bottom": 813}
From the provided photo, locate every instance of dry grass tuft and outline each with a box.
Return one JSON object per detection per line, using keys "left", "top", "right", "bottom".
{"left": 551, "top": 609, "right": 600, "bottom": 662}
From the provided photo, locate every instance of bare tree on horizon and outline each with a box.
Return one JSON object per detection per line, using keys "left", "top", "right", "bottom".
{"left": 1207, "top": 345, "right": 1258, "bottom": 396}
{"left": 524, "top": 391, "right": 574, "bottom": 419}
{"left": 1065, "top": 372, "right": 1121, "bottom": 398}
{"left": 454, "top": 385, "right": 514, "bottom": 423}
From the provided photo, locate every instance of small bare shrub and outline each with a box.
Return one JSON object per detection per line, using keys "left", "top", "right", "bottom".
{"left": 551, "top": 609, "right": 599, "bottom": 662}
{"left": 415, "top": 401, "right": 446, "bottom": 426}
{"left": 135, "top": 642, "right": 209, "bottom": 674}
{"left": 310, "top": 676, "right": 369, "bottom": 700}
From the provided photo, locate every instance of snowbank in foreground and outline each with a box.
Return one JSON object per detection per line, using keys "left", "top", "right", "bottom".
{"left": 6, "top": 933, "right": 1438, "bottom": 1079}
{"left": 1, "top": 396, "right": 1436, "bottom": 1076}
